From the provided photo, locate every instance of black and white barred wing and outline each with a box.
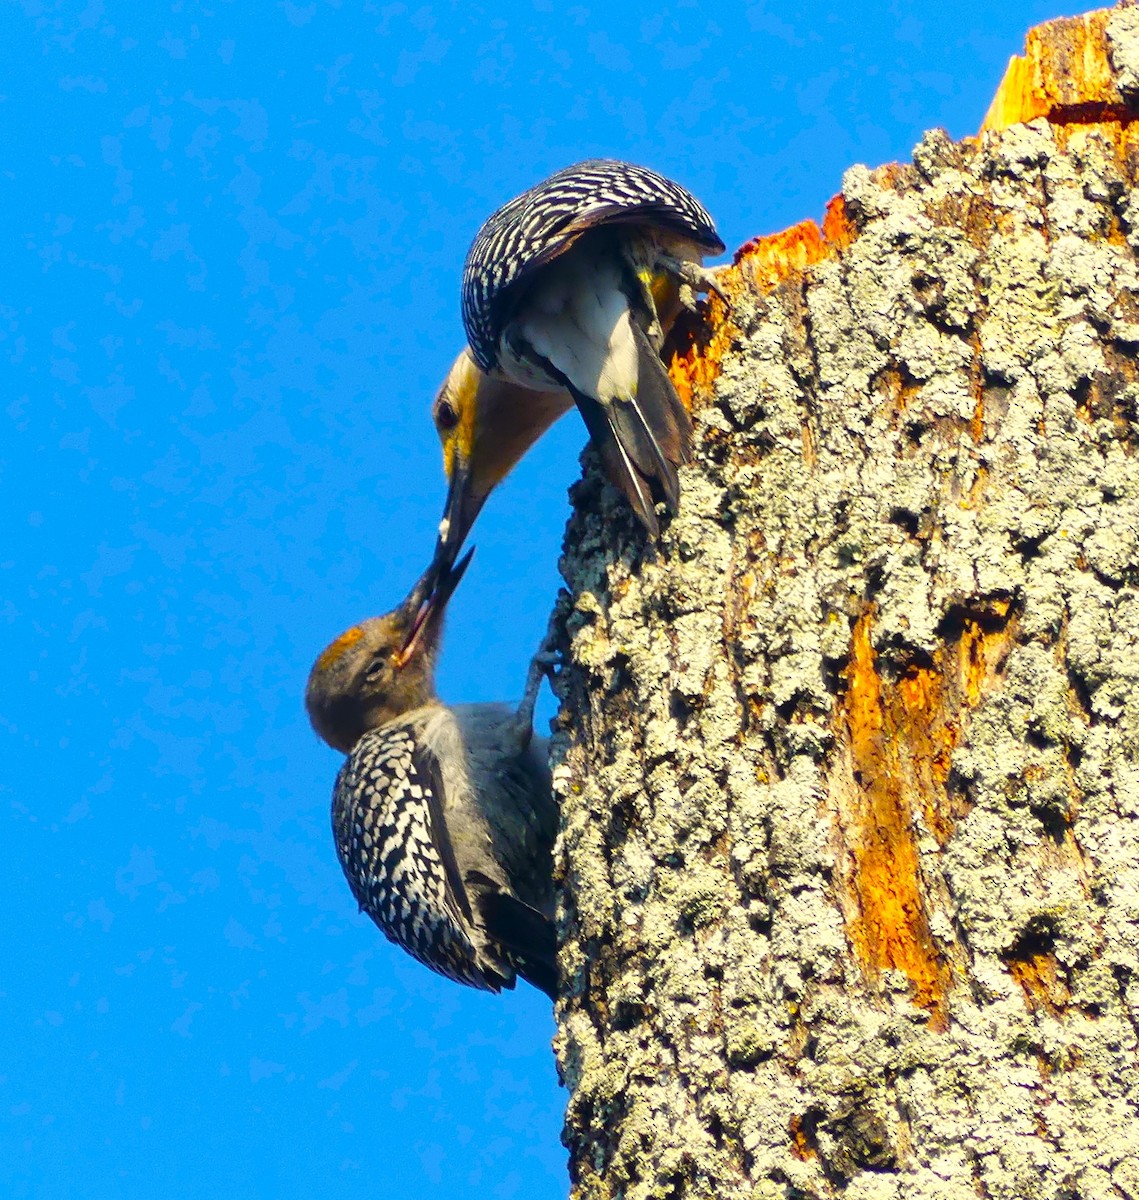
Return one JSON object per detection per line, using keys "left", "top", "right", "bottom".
{"left": 330, "top": 723, "right": 507, "bottom": 992}
{"left": 461, "top": 158, "right": 725, "bottom": 370}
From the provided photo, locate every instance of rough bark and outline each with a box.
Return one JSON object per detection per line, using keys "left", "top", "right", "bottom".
{"left": 549, "top": 7, "right": 1139, "bottom": 1198}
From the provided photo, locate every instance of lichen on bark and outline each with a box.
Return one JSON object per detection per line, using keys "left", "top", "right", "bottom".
{"left": 549, "top": 7, "right": 1139, "bottom": 1198}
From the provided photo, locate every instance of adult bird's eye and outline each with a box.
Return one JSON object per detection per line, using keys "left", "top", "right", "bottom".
{"left": 435, "top": 398, "right": 459, "bottom": 433}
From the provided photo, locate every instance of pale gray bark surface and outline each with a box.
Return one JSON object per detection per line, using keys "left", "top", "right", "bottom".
{"left": 548, "top": 9, "right": 1139, "bottom": 1198}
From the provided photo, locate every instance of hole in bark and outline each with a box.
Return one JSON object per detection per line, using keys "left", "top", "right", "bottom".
{"left": 821, "top": 656, "right": 843, "bottom": 695}
{"left": 1066, "top": 666, "right": 1095, "bottom": 722}
{"left": 892, "top": 644, "right": 936, "bottom": 674}
{"left": 1032, "top": 801, "right": 1072, "bottom": 844}
{"left": 610, "top": 1000, "right": 646, "bottom": 1031}
{"left": 1012, "top": 530, "right": 1045, "bottom": 559}
{"left": 935, "top": 592, "right": 1019, "bottom": 640}
{"left": 1025, "top": 725, "right": 1050, "bottom": 751}
{"left": 983, "top": 363, "right": 1015, "bottom": 387}
{"left": 701, "top": 960, "right": 724, "bottom": 982}
{"left": 1073, "top": 376, "right": 1094, "bottom": 420}
{"left": 707, "top": 1112, "right": 724, "bottom": 1146}
{"left": 606, "top": 797, "right": 636, "bottom": 843}
{"left": 904, "top": 418, "right": 929, "bottom": 446}
{"left": 669, "top": 689, "right": 694, "bottom": 724}
{"left": 1007, "top": 915, "right": 1058, "bottom": 961}
{"left": 910, "top": 269, "right": 944, "bottom": 308}
{"left": 944, "top": 765, "right": 973, "bottom": 808}
{"left": 1111, "top": 963, "right": 1134, "bottom": 1012}
{"left": 773, "top": 696, "right": 799, "bottom": 722}
{"left": 888, "top": 506, "right": 921, "bottom": 536}
{"left": 746, "top": 906, "right": 772, "bottom": 935}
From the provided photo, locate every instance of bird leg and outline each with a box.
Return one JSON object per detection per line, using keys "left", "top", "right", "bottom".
{"left": 514, "top": 632, "right": 561, "bottom": 744}
{"left": 654, "top": 254, "right": 732, "bottom": 312}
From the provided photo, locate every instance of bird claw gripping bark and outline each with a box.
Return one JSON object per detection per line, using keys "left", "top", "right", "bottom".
{"left": 514, "top": 636, "right": 561, "bottom": 744}
{"left": 657, "top": 254, "right": 732, "bottom": 313}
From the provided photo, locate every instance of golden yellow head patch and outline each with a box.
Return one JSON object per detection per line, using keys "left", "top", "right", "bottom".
{"left": 454, "top": 358, "right": 479, "bottom": 466}
{"left": 314, "top": 624, "right": 366, "bottom": 673}
{"left": 436, "top": 351, "right": 481, "bottom": 479}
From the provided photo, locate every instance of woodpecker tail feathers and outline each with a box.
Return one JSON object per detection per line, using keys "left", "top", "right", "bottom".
{"left": 475, "top": 887, "right": 558, "bottom": 1000}
{"left": 567, "top": 318, "right": 692, "bottom": 536}
{"left": 631, "top": 315, "right": 694, "bottom": 474}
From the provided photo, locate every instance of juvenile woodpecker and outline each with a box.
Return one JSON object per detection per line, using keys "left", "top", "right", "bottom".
{"left": 443, "top": 158, "right": 724, "bottom": 566}
{"left": 305, "top": 554, "right": 558, "bottom": 999}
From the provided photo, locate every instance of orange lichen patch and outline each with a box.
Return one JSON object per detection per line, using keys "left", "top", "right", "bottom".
{"left": 801, "top": 420, "right": 817, "bottom": 470}
{"left": 732, "top": 197, "right": 857, "bottom": 284}
{"left": 669, "top": 210, "right": 856, "bottom": 412}
{"left": 969, "top": 334, "right": 986, "bottom": 444}
{"left": 313, "top": 624, "right": 366, "bottom": 673}
{"left": 981, "top": 8, "right": 1124, "bottom": 133}
{"left": 735, "top": 219, "right": 831, "bottom": 290}
{"left": 895, "top": 664, "right": 957, "bottom": 820}
{"left": 821, "top": 194, "right": 856, "bottom": 251}
{"left": 1007, "top": 946, "right": 1071, "bottom": 1016}
{"left": 833, "top": 601, "right": 1018, "bottom": 1022}
{"left": 971, "top": 386, "right": 985, "bottom": 444}
{"left": 789, "top": 1114, "right": 818, "bottom": 1161}
{"left": 838, "top": 611, "right": 952, "bottom": 1023}
{"left": 958, "top": 600, "right": 1014, "bottom": 706}
{"left": 670, "top": 329, "right": 729, "bottom": 414}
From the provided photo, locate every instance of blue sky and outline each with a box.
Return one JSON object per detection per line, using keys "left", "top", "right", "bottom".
{"left": 2, "top": 2, "right": 1061, "bottom": 1196}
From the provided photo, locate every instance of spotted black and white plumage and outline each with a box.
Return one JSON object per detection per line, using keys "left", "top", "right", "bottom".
{"left": 332, "top": 721, "right": 482, "bottom": 987}
{"left": 330, "top": 704, "right": 556, "bottom": 996}
{"left": 462, "top": 158, "right": 724, "bottom": 373}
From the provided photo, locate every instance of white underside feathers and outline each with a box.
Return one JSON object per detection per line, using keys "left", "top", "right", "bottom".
{"left": 506, "top": 248, "right": 640, "bottom": 403}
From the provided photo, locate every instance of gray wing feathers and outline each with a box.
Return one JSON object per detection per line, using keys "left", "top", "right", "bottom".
{"left": 452, "top": 707, "right": 556, "bottom": 913}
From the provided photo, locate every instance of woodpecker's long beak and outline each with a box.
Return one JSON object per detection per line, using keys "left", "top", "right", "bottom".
{"left": 431, "top": 458, "right": 488, "bottom": 583}
{"left": 395, "top": 547, "right": 474, "bottom": 668}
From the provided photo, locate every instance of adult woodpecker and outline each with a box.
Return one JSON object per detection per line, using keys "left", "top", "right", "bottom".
{"left": 305, "top": 553, "right": 558, "bottom": 998}
{"left": 436, "top": 158, "right": 724, "bottom": 570}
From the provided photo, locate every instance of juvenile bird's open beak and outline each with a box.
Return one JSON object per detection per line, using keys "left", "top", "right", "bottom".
{"left": 395, "top": 546, "right": 474, "bottom": 669}
{"left": 431, "top": 458, "right": 488, "bottom": 584}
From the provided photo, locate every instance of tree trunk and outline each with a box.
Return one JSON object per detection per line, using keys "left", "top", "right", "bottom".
{"left": 549, "top": 7, "right": 1139, "bottom": 1198}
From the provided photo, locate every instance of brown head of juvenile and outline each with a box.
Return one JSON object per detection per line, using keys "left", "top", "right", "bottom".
{"left": 305, "top": 550, "right": 473, "bottom": 754}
